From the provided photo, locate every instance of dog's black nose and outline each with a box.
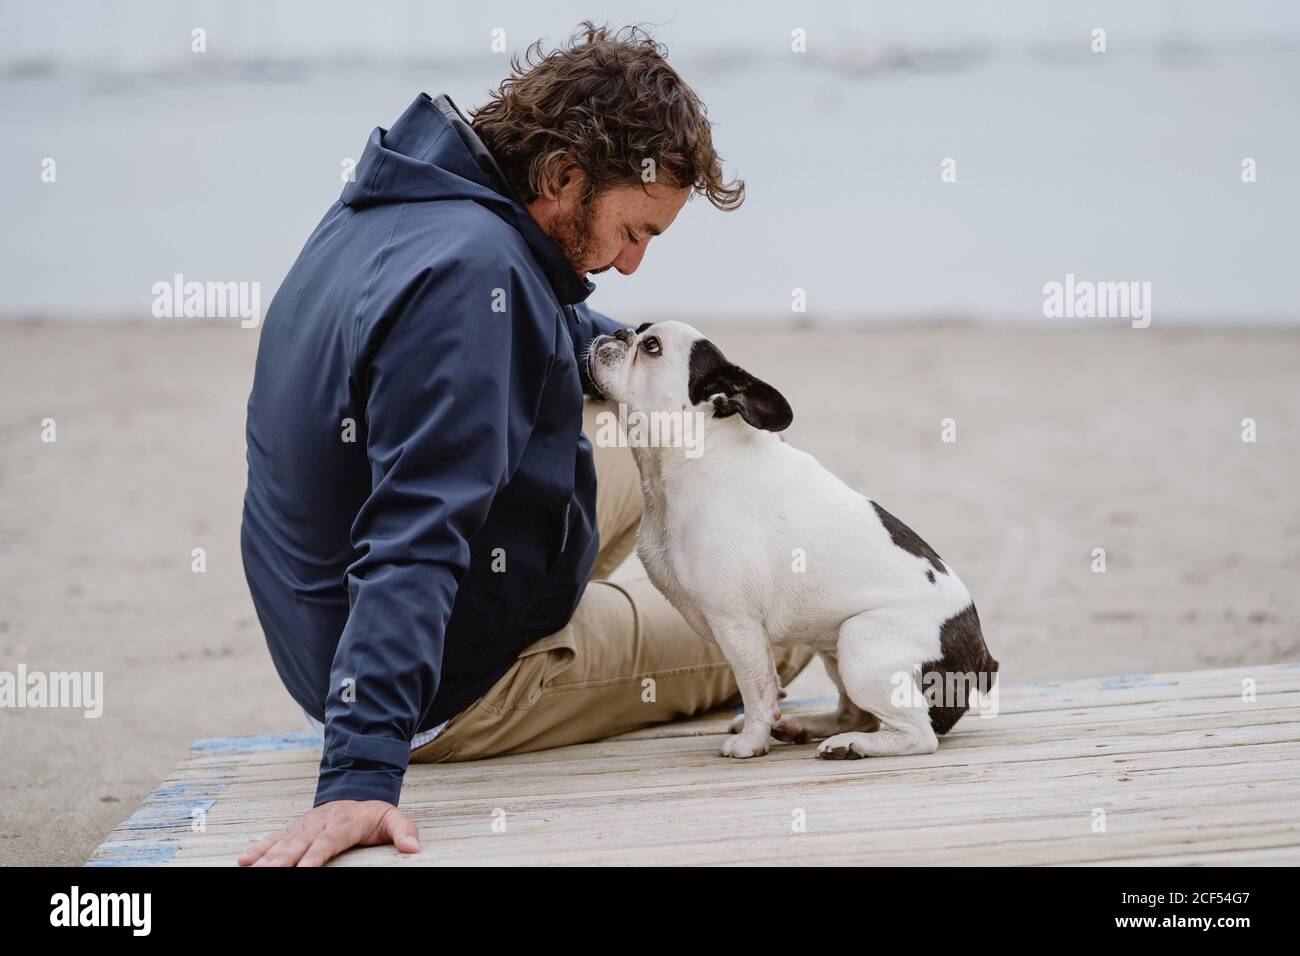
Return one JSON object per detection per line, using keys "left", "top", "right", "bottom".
{"left": 612, "top": 328, "right": 635, "bottom": 345}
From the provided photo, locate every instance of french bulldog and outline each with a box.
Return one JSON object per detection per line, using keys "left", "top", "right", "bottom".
{"left": 586, "top": 321, "right": 999, "bottom": 759}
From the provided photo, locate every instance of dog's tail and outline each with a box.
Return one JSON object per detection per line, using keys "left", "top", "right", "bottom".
{"left": 921, "top": 603, "right": 999, "bottom": 736}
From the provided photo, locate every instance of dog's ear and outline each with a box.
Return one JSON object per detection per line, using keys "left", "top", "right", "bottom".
{"left": 688, "top": 339, "right": 793, "bottom": 432}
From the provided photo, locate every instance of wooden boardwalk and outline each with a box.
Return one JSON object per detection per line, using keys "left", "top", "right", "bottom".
{"left": 88, "top": 663, "right": 1300, "bottom": 866}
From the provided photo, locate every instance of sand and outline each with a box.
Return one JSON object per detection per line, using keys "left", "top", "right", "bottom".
{"left": 2, "top": 320, "right": 1298, "bottom": 865}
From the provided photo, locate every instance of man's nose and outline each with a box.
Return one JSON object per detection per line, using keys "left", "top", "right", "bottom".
{"left": 612, "top": 241, "right": 647, "bottom": 276}
{"left": 612, "top": 328, "right": 635, "bottom": 345}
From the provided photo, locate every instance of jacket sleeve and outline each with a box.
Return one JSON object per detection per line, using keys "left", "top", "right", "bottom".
{"left": 569, "top": 302, "right": 627, "bottom": 398}
{"left": 314, "top": 256, "right": 545, "bottom": 807}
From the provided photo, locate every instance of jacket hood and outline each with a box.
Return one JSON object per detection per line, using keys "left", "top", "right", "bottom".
{"left": 341, "top": 92, "right": 594, "bottom": 305}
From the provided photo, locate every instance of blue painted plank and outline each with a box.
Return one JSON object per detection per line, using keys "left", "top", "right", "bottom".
{"left": 191, "top": 730, "right": 320, "bottom": 755}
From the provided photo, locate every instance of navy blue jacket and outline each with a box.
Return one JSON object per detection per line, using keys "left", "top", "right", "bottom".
{"left": 241, "top": 93, "right": 623, "bottom": 806}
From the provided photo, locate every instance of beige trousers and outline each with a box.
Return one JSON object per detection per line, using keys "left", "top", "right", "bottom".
{"left": 410, "top": 399, "right": 816, "bottom": 763}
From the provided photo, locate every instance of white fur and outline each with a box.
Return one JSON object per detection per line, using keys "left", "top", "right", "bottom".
{"left": 588, "top": 321, "right": 979, "bottom": 759}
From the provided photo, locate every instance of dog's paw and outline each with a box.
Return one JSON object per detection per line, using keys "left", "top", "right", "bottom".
{"left": 730, "top": 713, "right": 807, "bottom": 742}
{"left": 771, "top": 717, "right": 812, "bottom": 745}
{"left": 816, "top": 733, "right": 870, "bottom": 760}
{"left": 721, "top": 731, "right": 771, "bottom": 758}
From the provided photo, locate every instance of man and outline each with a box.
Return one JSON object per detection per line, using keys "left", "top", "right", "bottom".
{"left": 238, "top": 23, "right": 812, "bottom": 867}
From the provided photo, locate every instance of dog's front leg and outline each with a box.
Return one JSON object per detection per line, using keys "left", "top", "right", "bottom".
{"left": 710, "top": 619, "right": 781, "bottom": 758}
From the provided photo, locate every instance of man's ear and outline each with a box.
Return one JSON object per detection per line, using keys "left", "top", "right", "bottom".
{"left": 688, "top": 339, "right": 793, "bottom": 432}
{"left": 537, "top": 160, "right": 583, "bottom": 202}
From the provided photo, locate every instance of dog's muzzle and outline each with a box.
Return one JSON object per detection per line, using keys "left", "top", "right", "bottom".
{"left": 591, "top": 335, "right": 630, "bottom": 366}
{"left": 587, "top": 334, "right": 629, "bottom": 400}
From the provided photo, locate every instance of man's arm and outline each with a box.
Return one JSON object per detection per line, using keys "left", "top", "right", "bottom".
{"left": 318, "top": 258, "right": 544, "bottom": 805}
{"left": 240, "top": 255, "right": 543, "bottom": 865}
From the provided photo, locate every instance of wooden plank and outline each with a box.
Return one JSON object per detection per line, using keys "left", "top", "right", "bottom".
{"left": 133, "top": 718, "right": 1300, "bottom": 819}
{"left": 614, "top": 695, "right": 1300, "bottom": 748}
{"left": 1095, "top": 845, "right": 1300, "bottom": 866}
{"left": 164, "top": 756, "right": 1300, "bottom": 866}
{"left": 87, "top": 663, "right": 1300, "bottom": 866}
{"left": 608, "top": 663, "right": 1300, "bottom": 739}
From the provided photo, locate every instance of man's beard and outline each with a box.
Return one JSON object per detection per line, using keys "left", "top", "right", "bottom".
{"left": 549, "top": 191, "right": 604, "bottom": 275}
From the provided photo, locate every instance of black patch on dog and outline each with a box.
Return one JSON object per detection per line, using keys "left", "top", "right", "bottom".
{"left": 686, "top": 339, "right": 734, "bottom": 403}
{"left": 635, "top": 322, "right": 653, "bottom": 333}
{"left": 687, "top": 339, "right": 793, "bottom": 432}
{"left": 920, "top": 604, "right": 999, "bottom": 735}
{"left": 926, "top": 569, "right": 936, "bottom": 584}
{"left": 871, "top": 501, "right": 947, "bottom": 575}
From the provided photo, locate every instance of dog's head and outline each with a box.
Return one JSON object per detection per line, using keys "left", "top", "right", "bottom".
{"left": 587, "top": 321, "right": 792, "bottom": 432}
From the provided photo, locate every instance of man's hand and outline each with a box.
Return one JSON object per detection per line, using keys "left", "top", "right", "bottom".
{"left": 238, "top": 800, "right": 420, "bottom": 867}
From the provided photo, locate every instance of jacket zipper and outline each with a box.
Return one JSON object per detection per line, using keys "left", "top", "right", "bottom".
{"left": 558, "top": 500, "right": 571, "bottom": 554}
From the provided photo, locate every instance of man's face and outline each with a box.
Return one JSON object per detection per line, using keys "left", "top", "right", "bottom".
{"left": 528, "top": 174, "right": 692, "bottom": 277}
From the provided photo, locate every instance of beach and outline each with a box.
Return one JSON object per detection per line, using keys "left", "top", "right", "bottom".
{"left": 2, "top": 319, "right": 1298, "bottom": 865}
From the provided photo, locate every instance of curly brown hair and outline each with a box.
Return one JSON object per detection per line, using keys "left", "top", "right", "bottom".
{"left": 470, "top": 22, "right": 744, "bottom": 211}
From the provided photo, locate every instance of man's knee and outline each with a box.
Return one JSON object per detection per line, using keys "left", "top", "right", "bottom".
{"left": 583, "top": 398, "right": 643, "bottom": 575}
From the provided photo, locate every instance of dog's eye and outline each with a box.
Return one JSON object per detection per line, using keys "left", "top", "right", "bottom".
{"left": 640, "top": 336, "right": 662, "bottom": 355}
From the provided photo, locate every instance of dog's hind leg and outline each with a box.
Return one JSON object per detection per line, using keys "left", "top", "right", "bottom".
{"left": 769, "top": 651, "right": 879, "bottom": 743}
{"left": 817, "top": 612, "right": 939, "bottom": 760}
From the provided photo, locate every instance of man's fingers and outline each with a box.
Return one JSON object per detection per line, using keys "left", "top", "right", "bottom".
{"left": 238, "top": 822, "right": 301, "bottom": 866}
{"left": 239, "top": 802, "right": 410, "bottom": 867}
{"left": 384, "top": 809, "right": 421, "bottom": 854}
{"left": 237, "top": 834, "right": 278, "bottom": 866}
{"left": 252, "top": 818, "right": 321, "bottom": 867}
{"left": 297, "top": 830, "right": 351, "bottom": 868}
{"left": 254, "top": 832, "right": 316, "bottom": 867}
